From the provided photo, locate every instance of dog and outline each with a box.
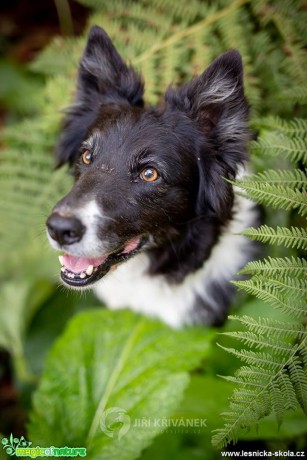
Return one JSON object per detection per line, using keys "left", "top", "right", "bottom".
{"left": 46, "top": 25, "right": 261, "bottom": 328}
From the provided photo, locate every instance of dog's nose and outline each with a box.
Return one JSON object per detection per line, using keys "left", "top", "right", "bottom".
{"left": 46, "top": 213, "right": 85, "bottom": 246}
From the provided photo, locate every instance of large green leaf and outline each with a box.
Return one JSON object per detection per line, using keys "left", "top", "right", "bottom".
{"left": 28, "top": 309, "right": 213, "bottom": 459}
{"left": 0, "top": 280, "right": 54, "bottom": 380}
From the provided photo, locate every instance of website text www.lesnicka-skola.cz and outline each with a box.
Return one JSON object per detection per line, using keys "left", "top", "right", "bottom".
{"left": 221, "top": 450, "right": 305, "bottom": 458}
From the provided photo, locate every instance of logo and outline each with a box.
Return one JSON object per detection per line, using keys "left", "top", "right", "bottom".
{"left": 1, "top": 434, "right": 86, "bottom": 458}
{"left": 99, "top": 407, "right": 207, "bottom": 440}
{"left": 2, "top": 435, "right": 32, "bottom": 456}
{"left": 100, "top": 407, "right": 131, "bottom": 440}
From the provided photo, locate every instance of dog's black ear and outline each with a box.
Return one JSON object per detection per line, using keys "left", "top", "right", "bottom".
{"left": 56, "top": 26, "right": 144, "bottom": 166}
{"left": 165, "top": 50, "right": 249, "bottom": 220}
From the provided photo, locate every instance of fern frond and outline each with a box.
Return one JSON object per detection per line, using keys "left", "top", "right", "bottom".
{"left": 228, "top": 316, "right": 307, "bottom": 341}
{"left": 244, "top": 169, "right": 307, "bottom": 188}
{"left": 232, "top": 279, "right": 306, "bottom": 318}
{"left": 278, "top": 85, "right": 307, "bottom": 105}
{"left": 269, "top": 381, "right": 284, "bottom": 427}
{"left": 239, "top": 256, "right": 307, "bottom": 278}
{"left": 257, "top": 117, "right": 307, "bottom": 137}
{"left": 221, "top": 331, "right": 295, "bottom": 355}
{"left": 217, "top": 163, "right": 307, "bottom": 452}
{"left": 251, "top": 134, "right": 307, "bottom": 164}
{"left": 265, "top": 276, "right": 307, "bottom": 298}
{"left": 213, "top": 334, "right": 307, "bottom": 448}
{"left": 133, "top": 0, "right": 247, "bottom": 66}
{"left": 288, "top": 355, "right": 307, "bottom": 414}
{"left": 279, "top": 372, "right": 299, "bottom": 412}
{"left": 301, "top": 346, "right": 307, "bottom": 369}
{"left": 241, "top": 225, "right": 307, "bottom": 250}
{"left": 217, "top": 345, "right": 283, "bottom": 371}
{"left": 234, "top": 181, "right": 307, "bottom": 216}
{"left": 216, "top": 6, "right": 261, "bottom": 113}
{"left": 271, "top": 12, "right": 307, "bottom": 84}
{"left": 30, "top": 36, "right": 84, "bottom": 76}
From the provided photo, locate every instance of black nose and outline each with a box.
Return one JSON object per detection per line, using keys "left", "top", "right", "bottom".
{"left": 46, "top": 213, "right": 85, "bottom": 246}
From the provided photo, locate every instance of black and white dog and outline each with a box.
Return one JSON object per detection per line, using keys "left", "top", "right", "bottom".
{"left": 46, "top": 26, "right": 260, "bottom": 327}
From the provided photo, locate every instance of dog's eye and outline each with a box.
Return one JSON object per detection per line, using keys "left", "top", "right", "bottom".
{"left": 82, "top": 149, "right": 92, "bottom": 165}
{"left": 140, "top": 168, "right": 159, "bottom": 182}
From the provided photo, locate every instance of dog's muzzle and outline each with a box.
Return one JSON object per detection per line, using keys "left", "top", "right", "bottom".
{"left": 46, "top": 211, "right": 146, "bottom": 288}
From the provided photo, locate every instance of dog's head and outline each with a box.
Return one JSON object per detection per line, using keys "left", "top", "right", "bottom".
{"left": 46, "top": 26, "right": 249, "bottom": 288}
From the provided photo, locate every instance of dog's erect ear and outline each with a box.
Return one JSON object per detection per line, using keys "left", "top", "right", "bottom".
{"left": 78, "top": 26, "right": 144, "bottom": 106}
{"left": 56, "top": 26, "right": 144, "bottom": 166}
{"left": 165, "top": 50, "right": 249, "bottom": 220}
{"left": 165, "top": 50, "right": 248, "bottom": 164}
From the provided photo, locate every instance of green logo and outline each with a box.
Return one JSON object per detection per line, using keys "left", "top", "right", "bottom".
{"left": 1, "top": 434, "right": 87, "bottom": 458}
{"left": 2, "top": 434, "right": 32, "bottom": 456}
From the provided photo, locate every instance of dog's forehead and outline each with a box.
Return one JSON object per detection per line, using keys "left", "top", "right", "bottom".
{"left": 84, "top": 105, "right": 176, "bottom": 155}
{"left": 91, "top": 103, "right": 160, "bottom": 134}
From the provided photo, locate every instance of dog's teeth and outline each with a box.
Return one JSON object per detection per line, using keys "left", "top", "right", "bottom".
{"left": 86, "top": 265, "right": 94, "bottom": 276}
{"left": 59, "top": 255, "right": 64, "bottom": 266}
{"left": 61, "top": 267, "right": 65, "bottom": 272}
{"left": 80, "top": 272, "right": 86, "bottom": 279}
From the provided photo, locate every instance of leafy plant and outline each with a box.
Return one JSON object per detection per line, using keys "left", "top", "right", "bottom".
{"left": 28, "top": 310, "right": 213, "bottom": 459}
{"left": 0, "top": 0, "right": 306, "bottom": 458}
{"left": 212, "top": 117, "right": 307, "bottom": 448}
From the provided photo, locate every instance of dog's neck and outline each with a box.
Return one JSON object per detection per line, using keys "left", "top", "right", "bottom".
{"left": 147, "top": 215, "right": 226, "bottom": 283}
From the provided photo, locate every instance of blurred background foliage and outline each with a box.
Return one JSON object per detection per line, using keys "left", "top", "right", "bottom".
{"left": 0, "top": 0, "right": 306, "bottom": 459}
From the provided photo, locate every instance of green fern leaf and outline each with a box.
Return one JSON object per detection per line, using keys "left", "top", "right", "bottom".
{"left": 269, "top": 381, "right": 284, "bottom": 428}
{"left": 217, "top": 345, "right": 283, "bottom": 371}
{"left": 256, "top": 117, "right": 307, "bottom": 137}
{"left": 239, "top": 257, "right": 307, "bottom": 278}
{"left": 213, "top": 338, "right": 306, "bottom": 448}
{"left": 245, "top": 169, "right": 307, "bottom": 188}
{"left": 234, "top": 181, "right": 307, "bottom": 216}
{"left": 251, "top": 135, "right": 307, "bottom": 164}
{"left": 288, "top": 355, "right": 307, "bottom": 415}
{"left": 232, "top": 279, "right": 306, "bottom": 318}
{"left": 240, "top": 226, "right": 307, "bottom": 250}
{"left": 221, "top": 331, "right": 294, "bottom": 355}
{"left": 279, "top": 372, "right": 298, "bottom": 412}
{"left": 265, "top": 276, "right": 307, "bottom": 298}
{"left": 228, "top": 316, "right": 307, "bottom": 341}
{"left": 278, "top": 85, "right": 307, "bottom": 105}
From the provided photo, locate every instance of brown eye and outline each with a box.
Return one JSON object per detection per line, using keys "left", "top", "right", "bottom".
{"left": 82, "top": 149, "right": 92, "bottom": 165}
{"left": 140, "top": 168, "right": 159, "bottom": 182}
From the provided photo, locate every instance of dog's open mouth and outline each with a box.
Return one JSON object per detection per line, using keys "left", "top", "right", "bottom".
{"left": 59, "top": 236, "right": 145, "bottom": 287}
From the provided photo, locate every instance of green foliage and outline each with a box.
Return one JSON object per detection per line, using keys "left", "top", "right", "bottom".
{"left": 235, "top": 181, "right": 306, "bottom": 215}
{"left": 0, "top": 60, "right": 43, "bottom": 115}
{"left": 213, "top": 314, "right": 307, "bottom": 446}
{"left": 28, "top": 310, "right": 213, "bottom": 459}
{"left": 212, "top": 116, "right": 307, "bottom": 448}
{"left": 0, "top": 0, "right": 307, "bottom": 457}
{"left": 252, "top": 136, "right": 307, "bottom": 165}
{"left": 240, "top": 257, "right": 307, "bottom": 278}
{"left": 241, "top": 226, "right": 307, "bottom": 250}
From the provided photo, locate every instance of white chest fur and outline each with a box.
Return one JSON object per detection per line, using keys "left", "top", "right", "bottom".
{"left": 94, "top": 194, "right": 258, "bottom": 328}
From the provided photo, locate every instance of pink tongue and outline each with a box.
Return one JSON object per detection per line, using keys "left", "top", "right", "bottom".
{"left": 62, "top": 237, "right": 141, "bottom": 273}
{"left": 63, "top": 254, "right": 107, "bottom": 273}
